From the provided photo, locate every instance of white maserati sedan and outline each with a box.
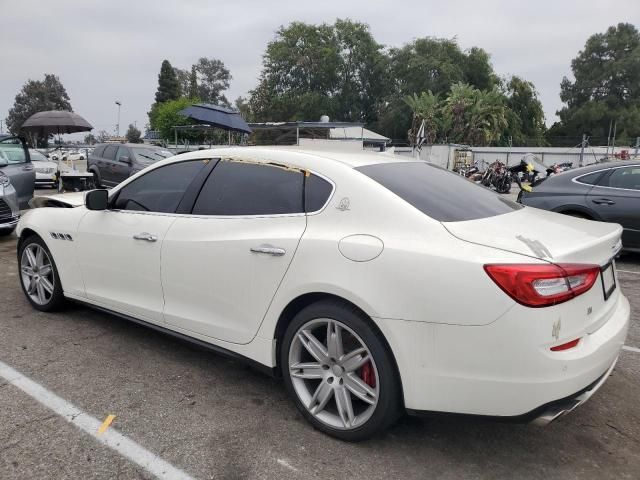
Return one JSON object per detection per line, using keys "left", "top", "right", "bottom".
{"left": 16, "top": 148, "right": 630, "bottom": 440}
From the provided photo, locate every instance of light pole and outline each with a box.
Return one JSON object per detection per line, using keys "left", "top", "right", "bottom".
{"left": 115, "top": 101, "right": 122, "bottom": 137}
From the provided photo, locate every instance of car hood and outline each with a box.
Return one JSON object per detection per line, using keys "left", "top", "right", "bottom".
{"left": 32, "top": 161, "right": 58, "bottom": 169}
{"left": 29, "top": 192, "right": 85, "bottom": 208}
{"left": 442, "top": 206, "right": 622, "bottom": 265}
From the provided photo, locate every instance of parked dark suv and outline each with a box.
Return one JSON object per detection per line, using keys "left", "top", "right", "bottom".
{"left": 87, "top": 143, "right": 173, "bottom": 187}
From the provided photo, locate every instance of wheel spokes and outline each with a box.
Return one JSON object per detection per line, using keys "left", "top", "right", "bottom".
{"left": 36, "top": 281, "right": 46, "bottom": 304}
{"left": 298, "top": 330, "right": 329, "bottom": 363}
{"left": 290, "top": 362, "right": 324, "bottom": 379}
{"left": 39, "top": 265, "right": 52, "bottom": 276}
{"left": 326, "top": 320, "right": 344, "bottom": 361}
{"left": 309, "top": 380, "right": 334, "bottom": 414}
{"left": 25, "top": 248, "right": 37, "bottom": 268}
{"left": 345, "top": 373, "right": 377, "bottom": 405}
{"left": 335, "top": 385, "right": 355, "bottom": 428}
{"left": 341, "top": 347, "right": 370, "bottom": 372}
{"left": 40, "top": 276, "right": 54, "bottom": 295}
{"left": 289, "top": 318, "right": 379, "bottom": 431}
{"left": 35, "top": 246, "right": 44, "bottom": 268}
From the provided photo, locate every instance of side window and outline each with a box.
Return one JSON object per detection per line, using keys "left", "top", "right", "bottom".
{"left": 575, "top": 171, "right": 605, "bottom": 185}
{"left": 604, "top": 167, "right": 640, "bottom": 191}
{"left": 192, "top": 160, "right": 304, "bottom": 216}
{"left": 0, "top": 137, "right": 28, "bottom": 164}
{"left": 103, "top": 145, "right": 118, "bottom": 161}
{"left": 113, "top": 160, "right": 208, "bottom": 213}
{"left": 305, "top": 174, "right": 333, "bottom": 212}
{"left": 116, "top": 146, "right": 130, "bottom": 162}
{"left": 93, "top": 146, "right": 105, "bottom": 157}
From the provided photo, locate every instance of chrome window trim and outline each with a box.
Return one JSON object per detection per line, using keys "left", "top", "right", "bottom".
{"left": 572, "top": 164, "right": 640, "bottom": 192}
{"left": 106, "top": 159, "right": 336, "bottom": 219}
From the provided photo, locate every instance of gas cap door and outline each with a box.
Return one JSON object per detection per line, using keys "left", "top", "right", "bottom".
{"left": 338, "top": 234, "right": 384, "bottom": 262}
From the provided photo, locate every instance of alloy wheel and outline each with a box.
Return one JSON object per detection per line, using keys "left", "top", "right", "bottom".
{"left": 20, "top": 243, "right": 55, "bottom": 306}
{"left": 288, "top": 318, "right": 380, "bottom": 430}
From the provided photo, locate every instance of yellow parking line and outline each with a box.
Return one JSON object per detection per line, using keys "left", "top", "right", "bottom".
{"left": 97, "top": 414, "right": 116, "bottom": 435}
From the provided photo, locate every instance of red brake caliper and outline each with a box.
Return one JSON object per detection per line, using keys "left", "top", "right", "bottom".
{"left": 360, "top": 361, "right": 376, "bottom": 388}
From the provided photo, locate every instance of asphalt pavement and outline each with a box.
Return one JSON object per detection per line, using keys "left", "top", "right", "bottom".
{"left": 0, "top": 213, "right": 639, "bottom": 479}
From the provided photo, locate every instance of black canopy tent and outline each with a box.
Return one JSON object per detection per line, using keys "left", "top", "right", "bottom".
{"left": 21, "top": 110, "right": 95, "bottom": 192}
{"left": 176, "top": 104, "right": 252, "bottom": 146}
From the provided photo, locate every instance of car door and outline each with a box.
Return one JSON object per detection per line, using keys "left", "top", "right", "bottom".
{"left": 112, "top": 145, "right": 133, "bottom": 184}
{"left": 161, "top": 159, "right": 308, "bottom": 344}
{"left": 76, "top": 159, "right": 212, "bottom": 323}
{"left": 587, "top": 165, "right": 640, "bottom": 250}
{"left": 100, "top": 144, "right": 120, "bottom": 185}
{"left": 0, "top": 136, "right": 34, "bottom": 208}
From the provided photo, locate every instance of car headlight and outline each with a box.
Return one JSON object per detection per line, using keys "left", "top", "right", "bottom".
{"left": 0, "top": 171, "right": 10, "bottom": 187}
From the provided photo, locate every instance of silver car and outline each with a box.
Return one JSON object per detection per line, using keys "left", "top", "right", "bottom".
{"left": 0, "top": 136, "right": 34, "bottom": 236}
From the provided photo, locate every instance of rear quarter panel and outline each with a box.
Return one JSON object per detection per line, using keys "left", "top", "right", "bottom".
{"left": 256, "top": 165, "right": 531, "bottom": 344}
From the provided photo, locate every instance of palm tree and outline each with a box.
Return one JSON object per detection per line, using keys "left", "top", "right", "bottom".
{"left": 403, "top": 91, "right": 440, "bottom": 145}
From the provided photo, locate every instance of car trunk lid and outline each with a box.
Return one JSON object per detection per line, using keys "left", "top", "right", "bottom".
{"left": 442, "top": 207, "right": 622, "bottom": 266}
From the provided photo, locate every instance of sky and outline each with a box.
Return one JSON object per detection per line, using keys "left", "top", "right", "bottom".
{"left": 1, "top": 0, "right": 638, "bottom": 141}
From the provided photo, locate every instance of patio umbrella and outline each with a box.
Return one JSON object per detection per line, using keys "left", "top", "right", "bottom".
{"left": 21, "top": 110, "right": 93, "bottom": 136}
{"left": 178, "top": 104, "right": 252, "bottom": 134}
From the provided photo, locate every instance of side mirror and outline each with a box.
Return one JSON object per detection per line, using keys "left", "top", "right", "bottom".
{"left": 85, "top": 189, "right": 109, "bottom": 211}
{"left": 119, "top": 156, "right": 131, "bottom": 164}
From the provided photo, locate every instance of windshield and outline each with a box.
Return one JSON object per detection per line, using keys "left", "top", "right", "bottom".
{"left": 0, "top": 141, "right": 27, "bottom": 164}
{"left": 357, "top": 161, "right": 522, "bottom": 222}
{"left": 30, "top": 150, "right": 48, "bottom": 162}
{"left": 131, "top": 147, "right": 173, "bottom": 164}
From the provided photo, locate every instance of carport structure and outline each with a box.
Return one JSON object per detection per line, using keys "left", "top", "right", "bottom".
{"left": 248, "top": 121, "right": 390, "bottom": 148}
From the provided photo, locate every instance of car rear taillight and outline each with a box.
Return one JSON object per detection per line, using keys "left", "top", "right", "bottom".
{"left": 484, "top": 263, "right": 600, "bottom": 307}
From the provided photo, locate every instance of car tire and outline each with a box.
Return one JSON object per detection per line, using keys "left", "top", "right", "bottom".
{"left": 281, "top": 299, "right": 401, "bottom": 441}
{"left": 18, "top": 235, "right": 66, "bottom": 312}
{"left": 91, "top": 170, "right": 102, "bottom": 188}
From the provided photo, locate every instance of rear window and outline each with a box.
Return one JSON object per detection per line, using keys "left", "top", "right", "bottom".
{"left": 356, "top": 162, "right": 522, "bottom": 222}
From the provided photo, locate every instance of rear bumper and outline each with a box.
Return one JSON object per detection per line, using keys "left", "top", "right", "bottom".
{"left": 529, "top": 355, "right": 617, "bottom": 425}
{"left": 376, "top": 292, "right": 630, "bottom": 417}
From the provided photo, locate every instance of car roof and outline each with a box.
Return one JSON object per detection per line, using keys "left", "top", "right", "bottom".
{"left": 168, "top": 146, "right": 412, "bottom": 171}
{"left": 94, "top": 143, "right": 166, "bottom": 148}
{"left": 569, "top": 159, "right": 640, "bottom": 175}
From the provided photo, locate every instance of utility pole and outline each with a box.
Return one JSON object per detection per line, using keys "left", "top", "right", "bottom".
{"left": 611, "top": 121, "right": 617, "bottom": 156}
{"left": 606, "top": 120, "right": 612, "bottom": 156}
{"left": 115, "top": 101, "right": 122, "bottom": 137}
{"left": 635, "top": 137, "right": 640, "bottom": 156}
{"left": 579, "top": 133, "right": 587, "bottom": 167}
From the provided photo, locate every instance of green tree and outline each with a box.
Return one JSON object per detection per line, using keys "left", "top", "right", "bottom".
{"left": 403, "top": 91, "right": 440, "bottom": 144}
{"left": 155, "top": 60, "right": 181, "bottom": 103}
{"left": 557, "top": 23, "right": 640, "bottom": 143}
{"left": 125, "top": 124, "right": 142, "bottom": 143}
{"left": 83, "top": 133, "right": 96, "bottom": 145}
{"left": 404, "top": 83, "right": 508, "bottom": 146}
{"left": 6, "top": 74, "right": 72, "bottom": 147}
{"left": 194, "top": 57, "right": 231, "bottom": 105}
{"left": 149, "top": 97, "right": 203, "bottom": 141}
{"left": 379, "top": 38, "right": 498, "bottom": 140}
{"left": 249, "top": 19, "right": 387, "bottom": 125}
{"left": 96, "top": 130, "right": 111, "bottom": 143}
{"left": 501, "top": 76, "right": 546, "bottom": 146}
{"left": 188, "top": 66, "right": 199, "bottom": 99}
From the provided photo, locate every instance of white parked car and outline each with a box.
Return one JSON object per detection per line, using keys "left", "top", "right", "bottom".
{"left": 29, "top": 149, "right": 59, "bottom": 187}
{"left": 16, "top": 148, "right": 630, "bottom": 440}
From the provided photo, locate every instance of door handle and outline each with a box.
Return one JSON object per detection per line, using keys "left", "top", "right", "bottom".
{"left": 23, "top": 165, "right": 34, "bottom": 171}
{"left": 133, "top": 232, "right": 157, "bottom": 242}
{"left": 250, "top": 245, "right": 286, "bottom": 256}
{"left": 592, "top": 198, "right": 615, "bottom": 205}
